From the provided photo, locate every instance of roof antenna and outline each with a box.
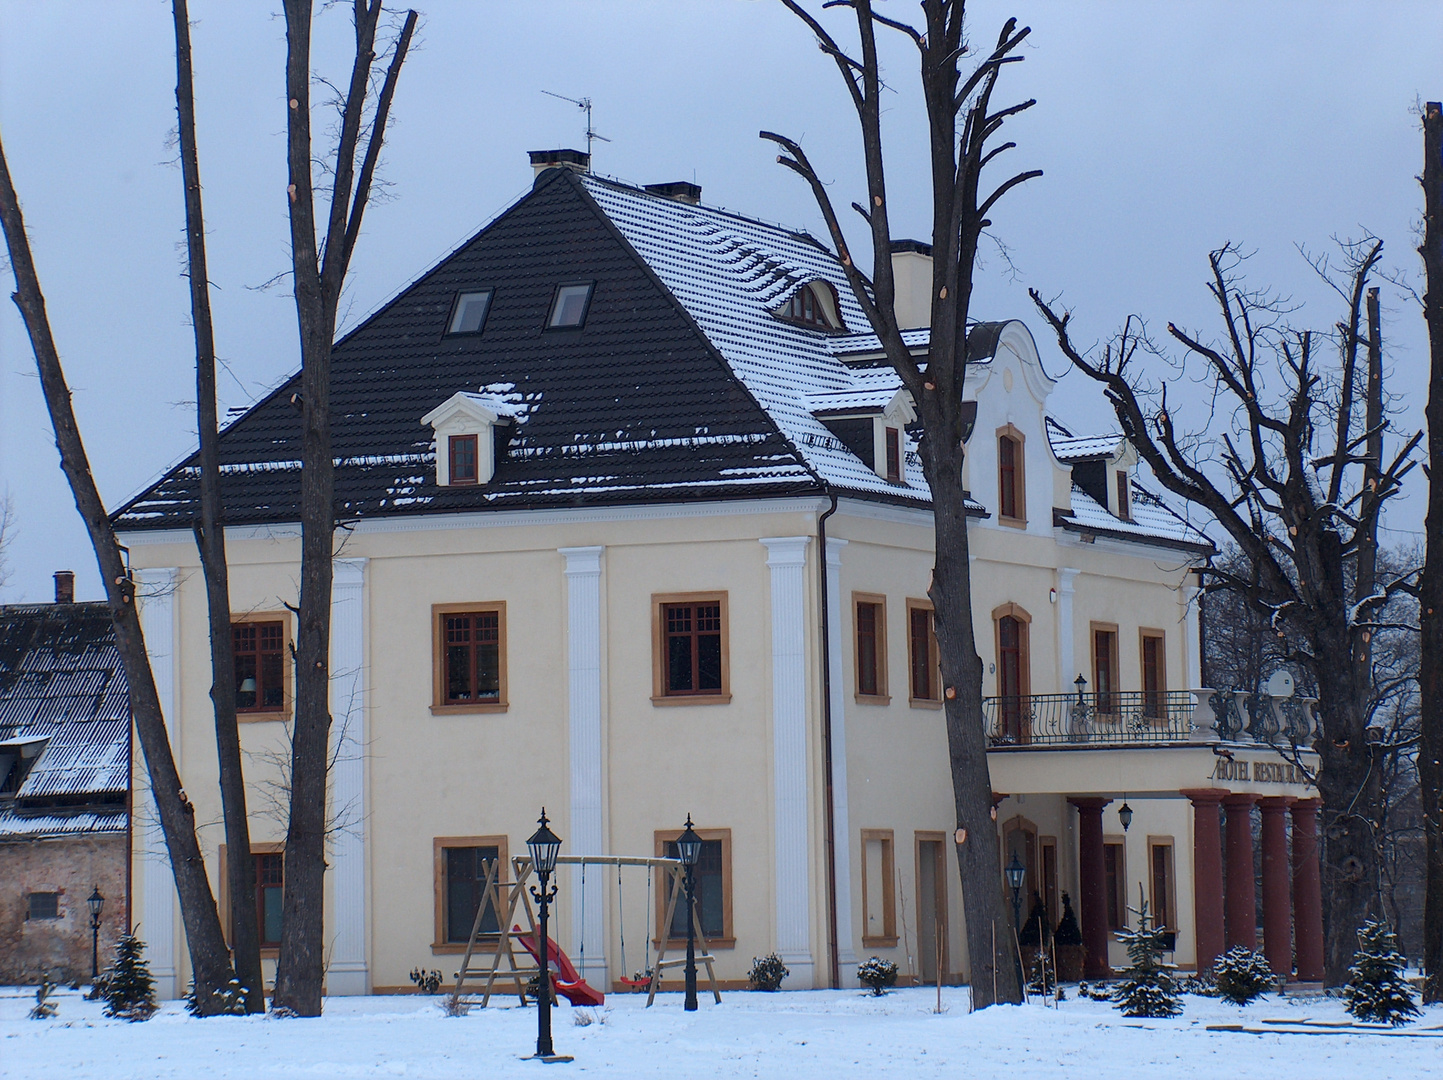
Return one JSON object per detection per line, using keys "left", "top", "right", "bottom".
{"left": 541, "top": 90, "right": 611, "bottom": 166}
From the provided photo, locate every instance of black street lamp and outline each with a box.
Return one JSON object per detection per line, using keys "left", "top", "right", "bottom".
{"left": 1074, "top": 673, "right": 1088, "bottom": 705}
{"left": 527, "top": 809, "right": 566, "bottom": 1062}
{"left": 86, "top": 886, "right": 104, "bottom": 981}
{"left": 1118, "top": 799, "right": 1134, "bottom": 833}
{"left": 1004, "top": 853, "right": 1026, "bottom": 932}
{"left": 676, "top": 815, "right": 703, "bottom": 1012}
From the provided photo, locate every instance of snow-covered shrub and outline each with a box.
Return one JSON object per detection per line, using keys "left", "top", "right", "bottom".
{"left": 1210, "top": 947, "right": 1276, "bottom": 1005}
{"left": 1178, "top": 970, "right": 1219, "bottom": 997}
{"left": 1026, "top": 948, "right": 1058, "bottom": 996}
{"left": 409, "top": 967, "right": 443, "bottom": 994}
{"left": 1343, "top": 920, "right": 1419, "bottom": 1026}
{"left": 749, "top": 953, "right": 789, "bottom": 991}
{"left": 857, "top": 956, "right": 898, "bottom": 996}
{"left": 442, "top": 992, "right": 470, "bottom": 1017}
{"left": 28, "top": 972, "right": 58, "bottom": 1020}
{"left": 1111, "top": 901, "right": 1181, "bottom": 1018}
{"left": 184, "top": 978, "right": 249, "bottom": 1016}
{"left": 103, "top": 934, "right": 157, "bottom": 1021}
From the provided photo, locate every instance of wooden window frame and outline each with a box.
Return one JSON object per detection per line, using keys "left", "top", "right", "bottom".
{"left": 1139, "top": 628, "right": 1166, "bottom": 719}
{"left": 1147, "top": 835, "right": 1177, "bottom": 931}
{"left": 991, "top": 602, "right": 1032, "bottom": 701}
{"left": 1115, "top": 468, "right": 1131, "bottom": 521}
{"left": 1090, "top": 621, "right": 1120, "bottom": 715}
{"left": 853, "top": 592, "right": 889, "bottom": 704}
{"left": 1104, "top": 835, "right": 1127, "bottom": 931}
{"left": 448, "top": 433, "right": 479, "bottom": 485}
{"left": 218, "top": 841, "right": 285, "bottom": 957}
{"left": 915, "top": 830, "right": 949, "bottom": 979}
{"left": 431, "top": 602, "right": 508, "bottom": 715}
{"left": 861, "top": 829, "right": 898, "bottom": 947}
{"left": 906, "top": 599, "right": 941, "bottom": 708}
{"left": 651, "top": 592, "right": 731, "bottom": 705}
{"left": 996, "top": 423, "right": 1027, "bottom": 528}
{"left": 884, "top": 426, "right": 902, "bottom": 483}
{"left": 1040, "top": 835, "right": 1059, "bottom": 927}
{"left": 653, "top": 827, "right": 735, "bottom": 949}
{"left": 232, "top": 611, "right": 293, "bottom": 722}
{"left": 432, "top": 834, "right": 510, "bottom": 954}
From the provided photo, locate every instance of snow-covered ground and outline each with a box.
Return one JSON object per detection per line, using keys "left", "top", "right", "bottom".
{"left": 2, "top": 986, "right": 1438, "bottom": 1079}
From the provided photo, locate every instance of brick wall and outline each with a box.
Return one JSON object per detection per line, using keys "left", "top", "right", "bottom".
{"left": 0, "top": 833, "right": 128, "bottom": 985}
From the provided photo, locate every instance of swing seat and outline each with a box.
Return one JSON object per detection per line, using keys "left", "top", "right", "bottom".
{"left": 617, "top": 974, "right": 651, "bottom": 989}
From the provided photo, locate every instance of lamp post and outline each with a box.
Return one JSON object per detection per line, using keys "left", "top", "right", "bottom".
{"left": 676, "top": 815, "right": 703, "bottom": 1012}
{"left": 527, "top": 809, "right": 563, "bottom": 1061}
{"left": 86, "top": 886, "right": 104, "bottom": 981}
{"left": 1004, "top": 853, "right": 1026, "bottom": 933}
{"left": 1074, "top": 673, "right": 1087, "bottom": 705}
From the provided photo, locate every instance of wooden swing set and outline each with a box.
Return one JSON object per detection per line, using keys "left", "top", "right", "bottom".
{"left": 450, "top": 853, "right": 721, "bottom": 1008}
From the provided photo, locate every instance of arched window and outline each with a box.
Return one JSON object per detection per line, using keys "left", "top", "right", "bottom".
{"left": 779, "top": 281, "right": 842, "bottom": 330}
{"left": 997, "top": 426, "right": 1026, "bottom": 524}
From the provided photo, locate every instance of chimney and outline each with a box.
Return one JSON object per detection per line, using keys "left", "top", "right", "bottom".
{"left": 890, "top": 239, "right": 933, "bottom": 331}
{"left": 54, "top": 570, "right": 75, "bottom": 605}
{"left": 529, "top": 148, "right": 590, "bottom": 182}
{"left": 644, "top": 181, "right": 702, "bottom": 206}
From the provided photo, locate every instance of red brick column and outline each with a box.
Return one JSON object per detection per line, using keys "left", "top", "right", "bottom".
{"left": 1259, "top": 796, "right": 1294, "bottom": 979}
{"left": 1182, "top": 789, "right": 1226, "bottom": 972}
{"left": 1069, "top": 797, "right": 1112, "bottom": 979}
{"left": 1290, "top": 798, "right": 1324, "bottom": 981}
{"left": 1224, "top": 793, "right": 1259, "bottom": 950}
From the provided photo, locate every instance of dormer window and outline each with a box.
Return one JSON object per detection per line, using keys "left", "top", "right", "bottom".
{"left": 446, "top": 290, "right": 493, "bottom": 336}
{"left": 449, "top": 434, "right": 479, "bottom": 485}
{"left": 1116, "top": 470, "right": 1131, "bottom": 521}
{"left": 777, "top": 281, "right": 844, "bottom": 331}
{"left": 547, "top": 282, "right": 594, "bottom": 329}
{"left": 885, "top": 427, "right": 901, "bottom": 483}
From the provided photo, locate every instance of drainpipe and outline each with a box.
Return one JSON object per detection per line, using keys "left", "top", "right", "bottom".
{"left": 817, "top": 488, "right": 841, "bottom": 989}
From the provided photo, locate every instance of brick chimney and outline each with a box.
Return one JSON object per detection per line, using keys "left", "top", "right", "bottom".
{"left": 54, "top": 570, "right": 75, "bottom": 604}
{"left": 529, "top": 148, "right": 590, "bottom": 182}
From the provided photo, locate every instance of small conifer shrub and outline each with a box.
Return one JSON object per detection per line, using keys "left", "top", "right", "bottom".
{"left": 103, "top": 934, "right": 157, "bottom": 1021}
{"left": 1111, "top": 899, "right": 1181, "bottom": 1018}
{"left": 748, "top": 953, "right": 789, "bottom": 991}
{"left": 1210, "top": 947, "right": 1275, "bottom": 1005}
{"left": 1343, "top": 919, "right": 1420, "bottom": 1026}
{"left": 184, "top": 978, "right": 249, "bottom": 1016}
{"left": 857, "top": 956, "right": 898, "bottom": 996}
{"left": 1026, "top": 948, "right": 1058, "bottom": 996}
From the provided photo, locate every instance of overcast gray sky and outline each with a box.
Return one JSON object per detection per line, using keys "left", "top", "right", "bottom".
{"left": 1, "top": 1, "right": 1438, "bottom": 603}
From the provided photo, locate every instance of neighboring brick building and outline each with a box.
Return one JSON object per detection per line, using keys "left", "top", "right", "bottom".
{"left": 0, "top": 576, "right": 130, "bottom": 985}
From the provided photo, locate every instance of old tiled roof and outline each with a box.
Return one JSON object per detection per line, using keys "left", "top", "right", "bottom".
{"left": 0, "top": 603, "right": 129, "bottom": 832}
{"left": 1055, "top": 483, "right": 1213, "bottom": 552}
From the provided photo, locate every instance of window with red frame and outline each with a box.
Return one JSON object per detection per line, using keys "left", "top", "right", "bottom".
{"left": 443, "top": 610, "right": 502, "bottom": 703}
{"left": 449, "top": 434, "right": 479, "bottom": 484}
{"left": 233, "top": 621, "right": 285, "bottom": 712}
{"left": 663, "top": 601, "right": 723, "bottom": 695}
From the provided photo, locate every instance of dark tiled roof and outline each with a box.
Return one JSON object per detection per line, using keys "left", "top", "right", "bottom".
{"left": 0, "top": 603, "right": 129, "bottom": 828}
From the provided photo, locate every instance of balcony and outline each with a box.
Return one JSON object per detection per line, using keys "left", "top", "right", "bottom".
{"left": 983, "top": 691, "right": 1195, "bottom": 748}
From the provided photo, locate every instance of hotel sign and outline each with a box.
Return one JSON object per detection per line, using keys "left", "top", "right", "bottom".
{"left": 1209, "top": 757, "right": 1312, "bottom": 787}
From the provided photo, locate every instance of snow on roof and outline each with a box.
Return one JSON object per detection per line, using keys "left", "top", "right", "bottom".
{"left": 806, "top": 385, "right": 905, "bottom": 416}
{"left": 1045, "top": 416, "right": 1126, "bottom": 462}
{"left": 0, "top": 806, "right": 126, "bottom": 839}
{"left": 584, "top": 176, "right": 930, "bottom": 501}
{"left": 827, "top": 328, "right": 932, "bottom": 358}
{"left": 1061, "top": 482, "right": 1212, "bottom": 551}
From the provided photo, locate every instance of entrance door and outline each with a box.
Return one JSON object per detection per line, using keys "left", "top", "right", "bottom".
{"left": 916, "top": 834, "right": 948, "bottom": 983}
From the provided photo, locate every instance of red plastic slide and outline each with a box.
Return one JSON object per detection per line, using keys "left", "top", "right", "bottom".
{"left": 515, "top": 928, "right": 605, "bottom": 1006}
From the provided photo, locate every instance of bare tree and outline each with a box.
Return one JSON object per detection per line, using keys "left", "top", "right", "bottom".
{"left": 765, "top": 0, "right": 1039, "bottom": 1005}
{"left": 1418, "top": 99, "right": 1443, "bottom": 1004}
{"left": 171, "top": 0, "right": 264, "bottom": 1014}
{"left": 0, "top": 135, "right": 240, "bottom": 1011}
{"left": 0, "top": 491, "right": 13, "bottom": 591}
{"left": 272, "top": 0, "right": 416, "bottom": 1016}
{"left": 1032, "top": 242, "right": 1421, "bottom": 984}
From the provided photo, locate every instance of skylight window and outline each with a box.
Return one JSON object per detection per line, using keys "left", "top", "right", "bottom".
{"left": 547, "top": 282, "right": 594, "bottom": 329}
{"left": 446, "top": 290, "right": 493, "bottom": 336}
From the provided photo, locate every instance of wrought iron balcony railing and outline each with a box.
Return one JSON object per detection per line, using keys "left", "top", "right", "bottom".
{"left": 983, "top": 690, "right": 1195, "bottom": 748}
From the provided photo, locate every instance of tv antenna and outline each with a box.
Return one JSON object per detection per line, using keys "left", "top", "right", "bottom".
{"left": 541, "top": 90, "right": 611, "bottom": 163}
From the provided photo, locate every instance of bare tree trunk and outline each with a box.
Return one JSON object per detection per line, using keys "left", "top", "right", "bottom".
{"left": 0, "top": 132, "right": 239, "bottom": 1012}
{"left": 172, "top": 0, "right": 264, "bottom": 1014}
{"left": 768, "top": 0, "right": 1037, "bottom": 1006}
{"left": 1419, "top": 99, "right": 1443, "bottom": 1004}
{"left": 272, "top": 0, "right": 416, "bottom": 1016}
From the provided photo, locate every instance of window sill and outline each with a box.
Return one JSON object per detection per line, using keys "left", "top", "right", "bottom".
{"left": 431, "top": 940, "right": 500, "bottom": 955}
{"left": 908, "top": 697, "right": 944, "bottom": 710}
{"left": 238, "top": 710, "right": 290, "bottom": 724}
{"left": 862, "top": 935, "right": 900, "bottom": 949}
{"left": 855, "top": 693, "right": 892, "bottom": 706}
{"left": 430, "top": 702, "right": 509, "bottom": 715}
{"left": 998, "top": 515, "right": 1027, "bottom": 530}
{"left": 260, "top": 947, "right": 280, "bottom": 959}
{"left": 650, "top": 694, "right": 732, "bottom": 707}
{"left": 653, "top": 937, "right": 735, "bottom": 951}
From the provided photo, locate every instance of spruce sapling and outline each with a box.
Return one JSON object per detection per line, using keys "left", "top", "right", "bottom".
{"left": 103, "top": 933, "right": 157, "bottom": 1021}
{"left": 1111, "top": 894, "right": 1181, "bottom": 1018}
{"left": 1343, "top": 919, "right": 1420, "bottom": 1026}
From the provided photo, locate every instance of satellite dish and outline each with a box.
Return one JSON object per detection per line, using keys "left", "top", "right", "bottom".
{"left": 1265, "top": 670, "right": 1295, "bottom": 698}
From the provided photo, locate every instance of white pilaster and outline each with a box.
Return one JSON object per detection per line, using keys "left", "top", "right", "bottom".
{"left": 1183, "top": 579, "right": 1202, "bottom": 690}
{"left": 136, "top": 567, "right": 179, "bottom": 1000}
{"left": 1056, "top": 567, "right": 1082, "bottom": 692}
{"left": 560, "top": 546, "right": 606, "bottom": 988}
{"left": 761, "top": 536, "right": 814, "bottom": 988}
{"left": 825, "top": 537, "right": 858, "bottom": 986}
{"left": 327, "top": 557, "right": 368, "bottom": 994}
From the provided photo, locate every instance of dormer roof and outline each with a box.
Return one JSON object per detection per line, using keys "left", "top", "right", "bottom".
{"left": 420, "top": 391, "right": 527, "bottom": 430}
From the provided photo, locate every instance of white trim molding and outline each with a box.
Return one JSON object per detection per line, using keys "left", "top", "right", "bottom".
{"left": 560, "top": 545, "right": 606, "bottom": 988}
{"left": 327, "top": 557, "right": 369, "bottom": 994}
{"left": 1056, "top": 567, "right": 1082, "bottom": 690}
{"left": 824, "top": 537, "right": 858, "bottom": 985}
{"left": 135, "top": 567, "right": 179, "bottom": 1000}
{"left": 760, "top": 536, "right": 815, "bottom": 988}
